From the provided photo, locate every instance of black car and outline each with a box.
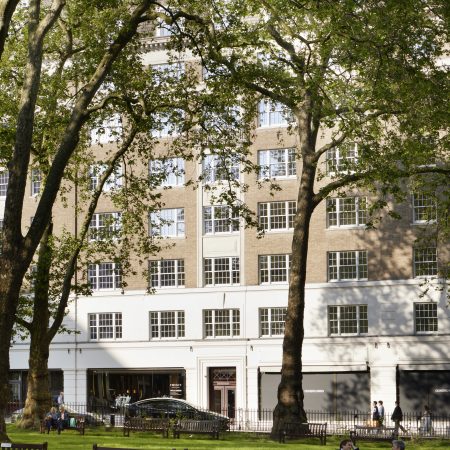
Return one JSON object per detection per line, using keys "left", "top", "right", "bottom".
{"left": 125, "top": 397, "right": 229, "bottom": 429}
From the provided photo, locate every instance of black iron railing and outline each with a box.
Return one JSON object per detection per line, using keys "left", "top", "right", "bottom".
{"left": 6, "top": 403, "right": 450, "bottom": 438}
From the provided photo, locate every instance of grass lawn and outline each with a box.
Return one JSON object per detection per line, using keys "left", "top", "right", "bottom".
{"left": 4, "top": 424, "right": 450, "bottom": 449}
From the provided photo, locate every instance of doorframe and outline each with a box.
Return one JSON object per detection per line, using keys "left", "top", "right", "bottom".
{"left": 197, "top": 357, "right": 246, "bottom": 410}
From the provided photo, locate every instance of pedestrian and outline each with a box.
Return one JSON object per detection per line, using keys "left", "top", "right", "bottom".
{"left": 372, "top": 400, "right": 380, "bottom": 427}
{"left": 378, "top": 400, "right": 385, "bottom": 426}
{"left": 392, "top": 439, "right": 406, "bottom": 449}
{"left": 421, "top": 405, "right": 432, "bottom": 434}
{"left": 339, "top": 438, "right": 359, "bottom": 450}
{"left": 391, "top": 401, "right": 407, "bottom": 434}
{"left": 57, "top": 391, "right": 64, "bottom": 406}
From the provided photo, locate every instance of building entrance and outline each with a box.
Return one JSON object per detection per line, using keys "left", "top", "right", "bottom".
{"left": 209, "top": 367, "right": 236, "bottom": 418}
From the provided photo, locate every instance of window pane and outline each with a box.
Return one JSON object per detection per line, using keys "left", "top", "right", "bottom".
{"left": 415, "top": 303, "right": 438, "bottom": 333}
{"left": 328, "top": 305, "right": 368, "bottom": 336}
{"left": 414, "top": 247, "right": 438, "bottom": 277}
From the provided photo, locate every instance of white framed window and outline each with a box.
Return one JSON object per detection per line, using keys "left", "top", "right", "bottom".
{"left": 150, "top": 208, "right": 185, "bottom": 237}
{"left": 152, "top": 62, "right": 184, "bottom": 79}
{"left": 412, "top": 193, "right": 437, "bottom": 224}
{"left": 31, "top": 169, "right": 41, "bottom": 196}
{"left": 89, "top": 164, "right": 123, "bottom": 192}
{"left": 326, "top": 143, "right": 358, "bottom": 174}
{"left": 154, "top": 16, "right": 176, "bottom": 38}
{"left": 326, "top": 197, "right": 367, "bottom": 227}
{"left": 151, "top": 112, "right": 184, "bottom": 138}
{"left": 204, "top": 309, "right": 240, "bottom": 338}
{"left": 149, "top": 259, "right": 185, "bottom": 288}
{"left": 89, "top": 212, "right": 121, "bottom": 241}
{"left": 90, "top": 114, "right": 122, "bottom": 145}
{"left": 258, "top": 100, "right": 289, "bottom": 127}
{"left": 202, "top": 154, "right": 240, "bottom": 183}
{"left": 204, "top": 257, "right": 240, "bottom": 286}
{"left": 259, "top": 254, "right": 291, "bottom": 284}
{"left": 258, "top": 148, "right": 296, "bottom": 179}
{"left": 259, "top": 307, "right": 287, "bottom": 337}
{"left": 149, "top": 157, "right": 185, "bottom": 187}
{"left": 328, "top": 305, "right": 368, "bottom": 336}
{"left": 414, "top": 303, "right": 438, "bottom": 333}
{"left": 89, "top": 312, "right": 122, "bottom": 341}
{"left": 150, "top": 311, "right": 185, "bottom": 339}
{"left": 258, "top": 201, "right": 296, "bottom": 231}
{"left": 203, "top": 206, "right": 239, "bottom": 234}
{"left": 328, "top": 251, "right": 368, "bottom": 281}
{"left": 88, "top": 263, "right": 122, "bottom": 290}
{"left": 413, "top": 247, "right": 438, "bottom": 277}
{"left": 0, "top": 169, "right": 9, "bottom": 197}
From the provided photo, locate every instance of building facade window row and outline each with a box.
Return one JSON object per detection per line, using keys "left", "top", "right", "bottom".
{"left": 87, "top": 247, "right": 439, "bottom": 291}
{"left": 87, "top": 303, "right": 439, "bottom": 341}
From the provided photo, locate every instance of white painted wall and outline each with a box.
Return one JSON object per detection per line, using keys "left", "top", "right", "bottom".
{"left": 9, "top": 279, "right": 449, "bottom": 409}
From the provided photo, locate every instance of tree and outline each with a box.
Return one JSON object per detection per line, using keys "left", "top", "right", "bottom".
{"left": 6, "top": 15, "right": 202, "bottom": 425}
{"left": 0, "top": 0, "right": 189, "bottom": 438}
{"left": 173, "top": 0, "right": 450, "bottom": 436}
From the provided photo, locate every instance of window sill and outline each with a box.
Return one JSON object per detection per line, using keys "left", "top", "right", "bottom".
{"left": 326, "top": 225, "right": 366, "bottom": 230}
{"left": 328, "top": 279, "right": 368, "bottom": 283}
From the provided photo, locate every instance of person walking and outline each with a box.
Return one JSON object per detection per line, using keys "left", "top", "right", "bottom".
{"left": 392, "top": 440, "right": 406, "bottom": 450}
{"left": 57, "top": 391, "right": 64, "bottom": 406}
{"left": 391, "top": 401, "right": 407, "bottom": 434}
{"left": 372, "top": 400, "right": 380, "bottom": 427}
{"left": 378, "top": 400, "right": 385, "bottom": 427}
{"left": 421, "top": 405, "right": 432, "bottom": 434}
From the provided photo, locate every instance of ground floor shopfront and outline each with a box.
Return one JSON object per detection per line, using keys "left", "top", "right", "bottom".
{"left": 10, "top": 351, "right": 450, "bottom": 417}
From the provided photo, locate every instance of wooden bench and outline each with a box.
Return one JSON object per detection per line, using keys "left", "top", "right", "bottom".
{"left": 123, "top": 417, "right": 169, "bottom": 438}
{"left": 350, "top": 425, "right": 397, "bottom": 443}
{"left": 173, "top": 419, "right": 220, "bottom": 439}
{"left": 279, "top": 422, "right": 327, "bottom": 445}
{"left": 40, "top": 416, "right": 85, "bottom": 435}
{"left": 0, "top": 444, "right": 48, "bottom": 450}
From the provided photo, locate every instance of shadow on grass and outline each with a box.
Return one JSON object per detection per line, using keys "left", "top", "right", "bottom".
{"left": 5, "top": 425, "right": 450, "bottom": 449}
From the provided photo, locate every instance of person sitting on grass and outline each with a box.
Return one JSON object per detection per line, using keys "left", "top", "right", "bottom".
{"left": 44, "top": 406, "right": 58, "bottom": 433}
{"left": 57, "top": 405, "right": 70, "bottom": 434}
{"left": 392, "top": 440, "right": 406, "bottom": 450}
{"left": 339, "top": 439, "right": 359, "bottom": 450}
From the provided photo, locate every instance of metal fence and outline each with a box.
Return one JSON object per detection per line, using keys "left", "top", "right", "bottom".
{"left": 6, "top": 403, "right": 450, "bottom": 438}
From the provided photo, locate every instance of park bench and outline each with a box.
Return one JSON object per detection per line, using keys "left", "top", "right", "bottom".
{"left": 40, "top": 416, "right": 85, "bottom": 435}
{"left": 173, "top": 419, "right": 220, "bottom": 439}
{"left": 0, "top": 444, "right": 48, "bottom": 450}
{"left": 350, "top": 425, "right": 397, "bottom": 443}
{"left": 122, "top": 417, "right": 169, "bottom": 438}
{"left": 279, "top": 422, "right": 327, "bottom": 445}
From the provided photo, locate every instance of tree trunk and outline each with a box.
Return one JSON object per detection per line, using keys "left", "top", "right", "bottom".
{"left": 18, "top": 223, "right": 53, "bottom": 429}
{"left": 271, "top": 98, "right": 319, "bottom": 438}
{"left": 17, "top": 338, "right": 51, "bottom": 429}
{"left": 0, "top": 265, "right": 26, "bottom": 440}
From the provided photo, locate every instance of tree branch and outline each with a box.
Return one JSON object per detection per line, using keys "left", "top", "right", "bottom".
{"left": 48, "top": 123, "right": 139, "bottom": 337}
{"left": 0, "top": 0, "right": 20, "bottom": 60}
{"left": 313, "top": 166, "right": 450, "bottom": 207}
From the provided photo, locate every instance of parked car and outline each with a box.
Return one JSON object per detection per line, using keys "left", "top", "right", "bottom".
{"left": 125, "top": 397, "right": 229, "bottom": 430}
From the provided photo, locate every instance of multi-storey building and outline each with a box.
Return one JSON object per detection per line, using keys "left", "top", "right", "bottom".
{"left": 5, "top": 29, "right": 449, "bottom": 419}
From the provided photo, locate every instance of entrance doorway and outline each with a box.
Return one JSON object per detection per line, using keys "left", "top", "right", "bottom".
{"left": 209, "top": 367, "right": 236, "bottom": 418}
